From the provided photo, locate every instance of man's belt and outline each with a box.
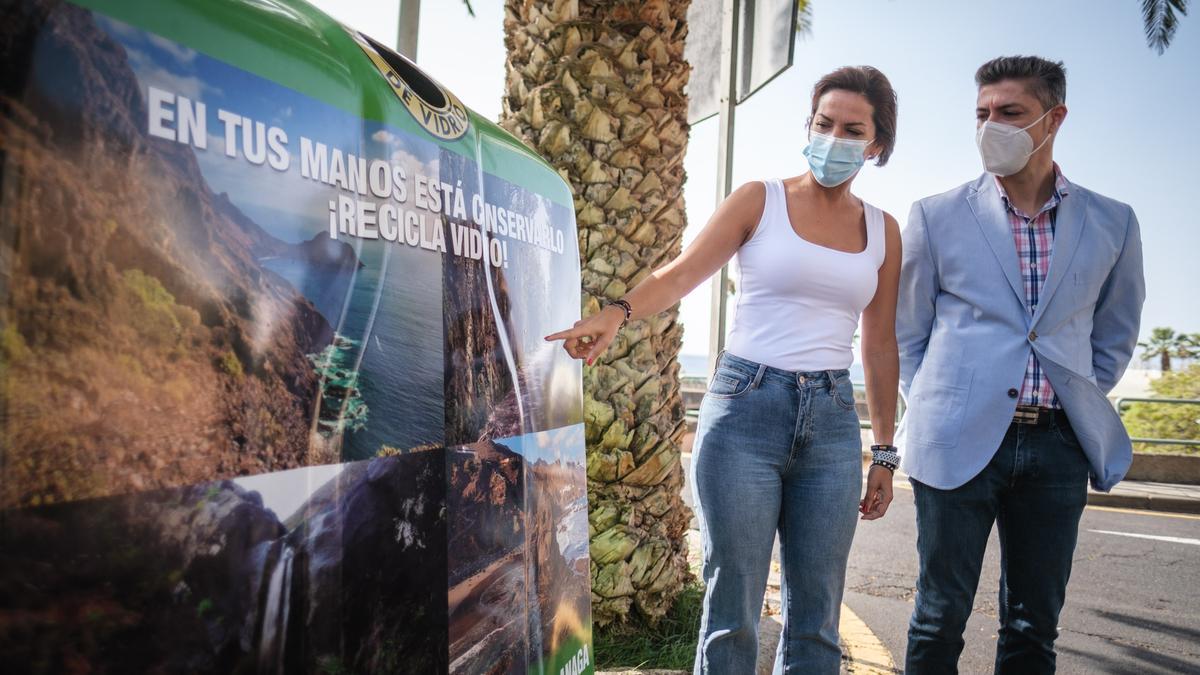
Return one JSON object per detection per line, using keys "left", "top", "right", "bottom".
{"left": 1012, "top": 405, "right": 1065, "bottom": 426}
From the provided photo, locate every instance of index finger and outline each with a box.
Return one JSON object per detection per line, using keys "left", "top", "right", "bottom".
{"left": 544, "top": 326, "right": 583, "bottom": 342}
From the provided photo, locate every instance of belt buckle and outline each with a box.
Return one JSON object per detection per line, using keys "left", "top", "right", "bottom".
{"left": 1013, "top": 406, "right": 1043, "bottom": 425}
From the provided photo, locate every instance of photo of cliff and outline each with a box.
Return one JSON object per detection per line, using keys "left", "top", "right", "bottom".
{"left": 0, "top": 450, "right": 448, "bottom": 674}
{"left": 0, "top": 0, "right": 365, "bottom": 507}
{"left": 446, "top": 438, "right": 527, "bottom": 673}
{"left": 442, "top": 241, "right": 522, "bottom": 444}
{"left": 522, "top": 426, "right": 592, "bottom": 674}
{"left": 442, "top": 428, "right": 592, "bottom": 674}
{"left": 440, "top": 152, "right": 584, "bottom": 447}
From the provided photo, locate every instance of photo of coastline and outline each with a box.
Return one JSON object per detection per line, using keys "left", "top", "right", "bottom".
{"left": 521, "top": 425, "right": 592, "bottom": 675}
{"left": 446, "top": 426, "right": 591, "bottom": 674}
{"left": 0, "top": 1, "right": 446, "bottom": 509}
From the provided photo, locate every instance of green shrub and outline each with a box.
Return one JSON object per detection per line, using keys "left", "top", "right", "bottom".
{"left": 196, "top": 597, "right": 214, "bottom": 618}
{"left": 122, "top": 269, "right": 182, "bottom": 345}
{"left": 0, "top": 323, "right": 31, "bottom": 363}
{"left": 218, "top": 350, "right": 244, "bottom": 379}
{"left": 1123, "top": 365, "right": 1200, "bottom": 454}
{"left": 123, "top": 268, "right": 176, "bottom": 309}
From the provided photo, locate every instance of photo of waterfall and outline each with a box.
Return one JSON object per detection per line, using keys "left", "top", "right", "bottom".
{"left": 0, "top": 453, "right": 449, "bottom": 673}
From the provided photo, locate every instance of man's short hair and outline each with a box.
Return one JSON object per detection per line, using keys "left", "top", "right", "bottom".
{"left": 975, "top": 56, "right": 1067, "bottom": 112}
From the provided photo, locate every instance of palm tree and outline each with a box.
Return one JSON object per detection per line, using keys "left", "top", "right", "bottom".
{"left": 1175, "top": 332, "right": 1200, "bottom": 368}
{"left": 795, "top": 0, "right": 813, "bottom": 37}
{"left": 1139, "top": 326, "right": 1190, "bottom": 372}
{"left": 1142, "top": 0, "right": 1190, "bottom": 54}
{"left": 500, "top": 0, "right": 694, "bottom": 626}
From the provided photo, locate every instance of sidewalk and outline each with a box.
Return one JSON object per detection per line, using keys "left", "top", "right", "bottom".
{"left": 599, "top": 530, "right": 895, "bottom": 675}
{"left": 1088, "top": 479, "right": 1200, "bottom": 514}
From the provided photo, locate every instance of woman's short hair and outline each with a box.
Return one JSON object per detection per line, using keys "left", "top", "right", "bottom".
{"left": 809, "top": 66, "right": 898, "bottom": 167}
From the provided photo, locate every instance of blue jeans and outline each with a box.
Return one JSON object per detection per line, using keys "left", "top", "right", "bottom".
{"left": 691, "top": 352, "right": 863, "bottom": 674}
{"left": 906, "top": 417, "right": 1090, "bottom": 675}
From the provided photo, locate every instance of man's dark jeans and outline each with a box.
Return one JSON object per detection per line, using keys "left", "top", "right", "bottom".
{"left": 906, "top": 417, "right": 1090, "bottom": 674}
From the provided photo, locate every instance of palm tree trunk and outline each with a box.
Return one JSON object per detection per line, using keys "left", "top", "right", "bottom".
{"left": 500, "top": 0, "right": 693, "bottom": 625}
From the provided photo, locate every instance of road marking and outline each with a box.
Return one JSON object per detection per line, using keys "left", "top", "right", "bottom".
{"left": 1088, "top": 529, "right": 1200, "bottom": 546}
{"left": 840, "top": 603, "right": 897, "bottom": 673}
{"left": 1085, "top": 505, "right": 1200, "bottom": 521}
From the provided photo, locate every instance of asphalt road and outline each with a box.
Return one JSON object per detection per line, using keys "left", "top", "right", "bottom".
{"left": 680, "top": 453, "right": 1200, "bottom": 673}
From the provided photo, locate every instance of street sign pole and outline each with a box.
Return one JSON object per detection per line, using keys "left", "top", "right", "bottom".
{"left": 396, "top": 0, "right": 420, "bottom": 60}
{"left": 708, "top": 0, "right": 740, "bottom": 374}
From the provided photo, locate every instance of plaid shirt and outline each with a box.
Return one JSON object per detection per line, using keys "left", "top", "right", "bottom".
{"left": 996, "top": 166, "right": 1070, "bottom": 409}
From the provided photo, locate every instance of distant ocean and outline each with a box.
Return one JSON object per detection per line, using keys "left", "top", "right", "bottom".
{"left": 677, "top": 353, "right": 708, "bottom": 378}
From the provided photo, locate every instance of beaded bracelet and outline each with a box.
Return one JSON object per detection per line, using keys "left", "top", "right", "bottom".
{"left": 870, "top": 445, "right": 900, "bottom": 472}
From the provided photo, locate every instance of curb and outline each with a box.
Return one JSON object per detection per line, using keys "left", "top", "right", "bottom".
{"left": 1086, "top": 492, "right": 1200, "bottom": 515}
{"left": 839, "top": 604, "right": 898, "bottom": 674}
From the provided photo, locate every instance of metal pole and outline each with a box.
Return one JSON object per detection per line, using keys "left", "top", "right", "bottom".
{"left": 708, "top": 0, "right": 740, "bottom": 375}
{"left": 396, "top": 0, "right": 421, "bottom": 61}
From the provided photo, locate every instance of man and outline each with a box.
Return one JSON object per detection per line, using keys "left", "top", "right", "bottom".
{"left": 896, "top": 55, "right": 1145, "bottom": 674}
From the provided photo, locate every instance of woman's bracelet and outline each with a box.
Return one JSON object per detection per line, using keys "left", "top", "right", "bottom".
{"left": 606, "top": 298, "right": 632, "bottom": 328}
{"left": 870, "top": 444, "right": 900, "bottom": 472}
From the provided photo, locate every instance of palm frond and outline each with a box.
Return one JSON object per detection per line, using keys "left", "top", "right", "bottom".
{"left": 1142, "top": 0, "right": 1189, "bottom": 54}
{"left": 795, "top": 0, "right": 813, "bottom": 39}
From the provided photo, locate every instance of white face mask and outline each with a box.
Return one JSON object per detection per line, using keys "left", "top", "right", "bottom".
{"left": 975, "top": 107, "right": 1055, "bottom": 177}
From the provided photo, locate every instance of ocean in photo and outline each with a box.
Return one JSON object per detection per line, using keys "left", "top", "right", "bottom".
{"left": 263, "top": 241, "right": 445, "bottom": 460}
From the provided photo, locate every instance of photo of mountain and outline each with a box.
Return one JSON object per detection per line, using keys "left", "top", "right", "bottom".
{"left": 1, "top": 1, "right": 327, "bottom": 506}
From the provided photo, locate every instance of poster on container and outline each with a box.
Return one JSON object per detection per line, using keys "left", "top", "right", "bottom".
{"left": 0, "top": 0, "right": 592, "bottom": 673}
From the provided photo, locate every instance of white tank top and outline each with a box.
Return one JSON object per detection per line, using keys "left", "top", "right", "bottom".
{"left": 725, "top": 179, "right": 886, "bottom": 372}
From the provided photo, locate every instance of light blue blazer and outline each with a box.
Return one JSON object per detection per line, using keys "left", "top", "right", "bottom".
{"left": 896, "top": 173, "right": 1145, "bottom": 492}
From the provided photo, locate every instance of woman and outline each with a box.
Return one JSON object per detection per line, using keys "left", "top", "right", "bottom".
{"left": 546, "top": 66, "right": 901, "bottom": 673}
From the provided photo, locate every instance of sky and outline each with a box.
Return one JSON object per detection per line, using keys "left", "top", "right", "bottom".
{"left": 309, "top": 0, "right": 1199, "bottom": 368}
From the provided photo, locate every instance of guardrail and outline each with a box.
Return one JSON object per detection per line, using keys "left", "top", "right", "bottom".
{"left": 853, "top": 384, "right": 903, "bottom": 430}
{"left": 680, "top": 378, "right": 902, "bottom": 430}
{"left": 1114, "top": 397, "right": 1200, "bottom": 448}
{"left": 684, "top": 387, "right": 1200, "bottom": 449}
